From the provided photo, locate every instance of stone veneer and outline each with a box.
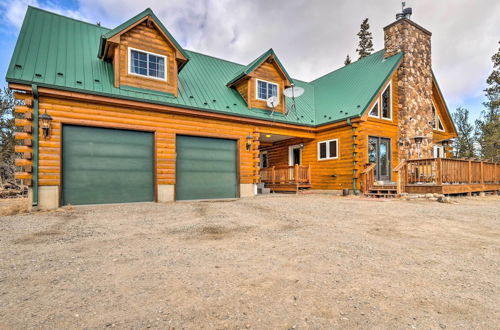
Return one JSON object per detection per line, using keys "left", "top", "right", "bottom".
{"left": 384, "top": 18, "right": 434, "bottom": 160}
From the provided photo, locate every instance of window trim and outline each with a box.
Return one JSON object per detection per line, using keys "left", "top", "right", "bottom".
{"left": 433, "top": 145, "right": 446, "bottom": 158}
{"left": 317, "top": 138, "right": 339, "bottom": 161}
{"left": 432, "top": 101, "right": 445, "bottom": 132}
{"left": 127, "top": 47, "right": 167, "bottom": 81}
{"left": 368, "top": 99, "right": 380, "bottom": 118}
{"left": 260, "top": 151, "right": 269, "bottom": 168}
{"left": 380, "top": 81, "right": 392, "bottom": 120}
{"left": 255, "top": 79, "right": 280, "bottom": 104}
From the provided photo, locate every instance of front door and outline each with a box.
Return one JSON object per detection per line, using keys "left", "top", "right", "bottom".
{"left": 289, "top": 145, "right": 302, "bottom": 166}
{"left": 368, "top": 136, "right": 391, "bottom": 182}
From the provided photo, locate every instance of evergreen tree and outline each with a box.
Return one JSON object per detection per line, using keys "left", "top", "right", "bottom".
{"left": 0, "top": 88, "right": 17, "bottom": 183}
{"left": 356, "top": 18, "right": 374, "bottom": 59}
{"left": 475, "top": 41, "right": 500, "bottom": 162}
{"left": 452, "top": 107, "right": 475, "bottom": 158}
{"left": 344, "top": 55, "right": 352, "bottom": 66}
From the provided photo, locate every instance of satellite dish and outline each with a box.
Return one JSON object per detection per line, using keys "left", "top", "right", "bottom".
{"left": 266, "top": 96, "right": 279, "bottom": 108}
{"left": 284, "top": 86, "right": 304, "bottom": 98}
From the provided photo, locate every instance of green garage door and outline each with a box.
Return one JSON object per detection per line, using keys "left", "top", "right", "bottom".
{"left": 62, "top": 125, "right": 154, "bottom": 205}
{"left": 176, "top": 135, "right": 237, "bottom": 200}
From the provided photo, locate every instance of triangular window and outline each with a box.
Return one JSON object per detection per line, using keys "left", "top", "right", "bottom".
{"left": 369, "top": 101, "right": 379, "bottom": 117}
{"left": 437, "top": 115, "right": 444, "bottom": 131}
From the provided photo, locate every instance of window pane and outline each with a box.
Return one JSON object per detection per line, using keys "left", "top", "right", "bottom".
{"left": 432, "top": 105, "right": 436, "bottom": 128}
{"left": 257, "top": 81, "right": 267, "bottom": 99}
{"left": 382, "top": 87, "right": 391, "bottom": 118}
{"left": 369, "top": 103, "right": 379, "bottom": 117}
{"left": 157, "top": 57, "right": 165, "bottom": 79}
{"left": 438, "top": 116, "right": 444, "bottom": 131}
{"left": 329, "top": 141, "right": 337, "bottom": 158}
{"left": 131, "top": 50, "right": 147, "bottom": 76}
{"left": 319, "top": 142, "right": 327, "bottom": 159}
{"left": 268, "top": 83, "right": 277, "bottom": 98}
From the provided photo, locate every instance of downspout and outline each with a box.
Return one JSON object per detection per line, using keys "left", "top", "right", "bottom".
{"left": 31, "top": 84, "right": 39, "bottom": 207}
{"left": 347, "top": 118, "right": 358, "bottom": 195}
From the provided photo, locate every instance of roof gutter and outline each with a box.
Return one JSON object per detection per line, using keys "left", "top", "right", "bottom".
{"left": 31, "top": 84, "right": 39, "bottom": 207}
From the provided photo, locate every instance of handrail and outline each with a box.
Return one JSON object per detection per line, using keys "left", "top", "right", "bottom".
{"left": 392, "top": 160, "right": 406, "bottom": 194}
{"left": 361, "top": 163, "right": 376, "bottom": 194}
{"left": 361, "top": 163, "right": 376, "bottom": 174}
{"left": 259, "top": 165, "right": 311, "bottom": 184}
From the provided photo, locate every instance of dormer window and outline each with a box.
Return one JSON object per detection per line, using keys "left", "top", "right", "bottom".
{"left": 256, "top": 79, "right": 279, "bottom": 103}
{"left": 129, "top": 48, "right": 166, "bottom": 80}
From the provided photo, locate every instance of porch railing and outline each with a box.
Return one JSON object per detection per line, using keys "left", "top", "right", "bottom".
{"left": 405, "top": 158, "right": 499, "bottom": 185}
{"left": 260, "top": 165, "right": 311, "bottom": 184}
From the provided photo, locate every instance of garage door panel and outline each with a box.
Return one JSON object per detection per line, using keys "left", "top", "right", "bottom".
{"left": 62, "top": 125, "right": 154, "bottom": 205}
{"left": 176, "top": 135, "right": 237, "bottom": 200}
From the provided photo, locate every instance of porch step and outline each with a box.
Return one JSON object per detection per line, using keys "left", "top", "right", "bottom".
{"left": 264, "top": 183, "right": 312, "bottom": 193}
{"left": 365, "top": 185, "right": 398, "bottom": 198}
{"left": 365, "top": 192, "right": 398, "bottom": 198}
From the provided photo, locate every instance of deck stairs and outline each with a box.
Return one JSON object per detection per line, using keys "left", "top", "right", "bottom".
{"left": 365, "top": 183, "right": 398, "bottom": 198}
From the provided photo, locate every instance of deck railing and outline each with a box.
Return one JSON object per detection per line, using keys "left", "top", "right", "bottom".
{"left": 260, "top": 165, "right": 311, "bottom": 184}
{"left": 405, "top": 158, "right": 499, "bottom": 185}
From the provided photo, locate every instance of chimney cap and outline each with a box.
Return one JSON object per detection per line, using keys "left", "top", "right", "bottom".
{"left": 396, "top": 1, "right": 413, "bottom": 20}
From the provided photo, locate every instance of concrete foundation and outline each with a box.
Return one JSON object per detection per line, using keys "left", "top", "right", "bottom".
{"left": 38, "top": 186, "right": 60, "bottom": 210}
{"left": 240, "top": 184, "right": 257, "bottom": 198}
{"left": 157, "top": 184, "right": 175, "bottom": 202}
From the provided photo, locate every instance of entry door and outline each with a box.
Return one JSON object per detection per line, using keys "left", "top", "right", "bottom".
{"left": 368, "top": 136, "right": 391, "bottom": 182}
{"left": 289, "top": 145, "right": 302, "bottom": 166}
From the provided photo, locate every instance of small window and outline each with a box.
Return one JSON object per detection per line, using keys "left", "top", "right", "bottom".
{"left": 381, "top": 84, "right": 391, "bottom": 119}
{"left": 318, "top": 139, "right": 338, "bottom": 160}
{"left": 129, "top": 48, "right": 166, "bottom": 80}
{"left": 369, "top": 101, "right": 379, "bottom": 117}
{"left": 433, "top": 145, "right": 445, "bottom": 158}
{"left": 260, "top": 151, "right": 269, "bottom": 168}
{"left": 256, "top": 80, "right": 279, "bottom": 102}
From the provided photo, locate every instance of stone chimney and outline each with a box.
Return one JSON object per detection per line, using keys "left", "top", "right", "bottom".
{"left": 384, "top": 17, "right": 433, "bottom": 160}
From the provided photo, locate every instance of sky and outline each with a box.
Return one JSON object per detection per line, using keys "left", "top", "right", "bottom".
{"left": 0, "top": 0, "right": 499, "bottom": 122}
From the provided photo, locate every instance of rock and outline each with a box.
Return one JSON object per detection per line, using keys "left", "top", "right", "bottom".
{"left": 433, "top": 193, "right": 443, "bottom": 198}
{"left": 425, "top": 193, "right": 434, "bottom": 198}
{"left": 428, "top": 197, "right": 438, "bottom": 201}
{"left": 439, "top": 324, "right": 447, "bottom": 329}
{"left": 437, "top": 196, "right": 451, "bottom": 203}
{"left": 479, "top": 192, "right": 486, "bottom": 197}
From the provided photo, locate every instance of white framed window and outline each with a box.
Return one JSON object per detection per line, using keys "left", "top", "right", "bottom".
{"left": 128, "top": 47, "right": 166, "bottom": 81}
{"left": 260, "top": 151, "right": 269, "bottom": 168}
{"left": 256, "top": 79, "right": 279, "bottom": 103}
{"left": 433, "top": 145, "right": 446, "bottom": 158}
{"left": 317, "top": 139, "right": 338, "bottom": 160}
{"left": 368, "top": 100, "right": 380, "bottom": 118}
{"left": 368, "top": 81, "right": 392, "bottom": 120}
{"left": 381, "top": 82, "right": 392, "bottom": 120}
{"left": 432, "top": 103, "right": 445, "bottom": 132}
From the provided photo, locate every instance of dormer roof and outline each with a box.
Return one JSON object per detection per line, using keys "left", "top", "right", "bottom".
{"left": 226, "top": 48, "right": 293, "bottom": 87}
{"left": 97, "top": 8, "right": 189, "bottom": 70}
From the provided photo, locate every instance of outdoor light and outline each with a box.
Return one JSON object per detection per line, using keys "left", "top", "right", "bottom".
{"left": 40, "top": 110, "right": 53, "bottom": 138}
{"left": 265, "top": 134, "right": 272, "bottom": 138}
{"left": 299, "top": 143, "right": 304, "bottom": 149}
{"left": 398, "top": 138, "right": 404, "bottom": 146}
{"left": 245, "top": 134, "right": 253, "bottom": 151}
{"left": 413, "top": 136, "right": 427, "bottom": 158}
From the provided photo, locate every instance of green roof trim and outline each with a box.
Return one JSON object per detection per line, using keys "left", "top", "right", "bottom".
{"left": 226, "top": 48, "right": 293, "bottom": 86}
{"left": 6, "top": 6, "right": 404, "bottom": 127}
{"left": 97, "top": 8, "right": 190, "bottom": 67}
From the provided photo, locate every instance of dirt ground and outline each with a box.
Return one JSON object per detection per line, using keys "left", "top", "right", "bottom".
{"left": 0, "top": 194, "right": 499, "bottom": 329}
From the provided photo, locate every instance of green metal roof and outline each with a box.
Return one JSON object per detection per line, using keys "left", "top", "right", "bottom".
{"left": 6, "top": 6, "right": 403, "bottom": 127}
{"left": 226, "top": 48, "right": 293, "bottom": 86}
{"left": 311, "top": 50, "right": 403, "bottom": 123}
{"left": 97, "top": 8, "right": 190, "bottom": 66}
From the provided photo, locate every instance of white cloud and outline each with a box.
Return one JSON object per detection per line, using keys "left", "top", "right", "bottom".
{"left": 3, "top": 0, "right": 499, "bottom": 113}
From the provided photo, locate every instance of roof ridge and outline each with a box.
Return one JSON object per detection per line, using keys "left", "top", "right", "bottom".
{"left": 310, "top": 49, "right": 387, "bottom": 83}
{"left": 27, "top": 5, "right": 111, "bottom": 30}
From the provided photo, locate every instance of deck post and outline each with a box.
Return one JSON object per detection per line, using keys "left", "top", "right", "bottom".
{"left": 307, "top": 165, "right": 311, "bottom": 184}
{"left": 271, "top": 166, "right": 275, "bottom": 184}
{"left": 436, "top": 158, "right": 442, "bottom": 185}
{"left": 480, "top": 161, "right": 484, "bottom": 184}
{"left": 294, "top": 164, "right": 299, "bottom": 184}
{"left": 468, "top": 160, "right": 472, "bottom": 184}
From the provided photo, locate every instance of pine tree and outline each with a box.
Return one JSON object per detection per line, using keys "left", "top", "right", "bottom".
{"left": 0, "top": 88, "right": 17, "bottom": 183}
{"left": 475, "top": 41, "right": 500, "bottom": 162}
{"left": 452, "top": 107, "right": 475, "bottom": 158}
{"left": 356, "top": 18, "right": 374, "bottom": 59}
{"left": 344, "top": 55, "right": 352, "bottom": 66}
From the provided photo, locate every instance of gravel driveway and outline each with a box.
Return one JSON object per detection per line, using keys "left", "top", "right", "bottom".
{"left": 0, "top": 194, "right": 499, "bottom": 329}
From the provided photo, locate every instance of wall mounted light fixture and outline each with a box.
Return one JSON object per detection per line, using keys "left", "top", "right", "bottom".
{"left": 245, "top": 134, "right": 253, "bottom": 151}
{"left": 40, "top": 110, "right": 53, "bottom": 139}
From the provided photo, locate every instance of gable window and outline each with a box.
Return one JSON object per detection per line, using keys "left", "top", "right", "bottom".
{"left": 318, "top": 139, "right": 338, "bottom": 160}
{"left": 128, "top": 48, "right": 166, "bottom": 80}
{"left": 381, "top": 83, "right": 391, "bottom": 119}
{"left": 369, "top": 100, "right": 379, "bottom": 118}
{"left": 256, "top": 79, "right": 279, "bottom": 103}
{"left": 432, "top": 104, "right": 445, "bottom": 131}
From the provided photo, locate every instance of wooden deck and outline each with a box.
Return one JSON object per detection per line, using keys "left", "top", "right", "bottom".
{"left": 362, "top": 158, "right": 500, "bottom": 196}
{"left": 260, "top": 165, "right": 311, "bottom": 193}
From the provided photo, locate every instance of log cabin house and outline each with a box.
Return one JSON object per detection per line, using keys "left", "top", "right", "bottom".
{"left": 6, "top": 6, "right": 499, "bottom": 209}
